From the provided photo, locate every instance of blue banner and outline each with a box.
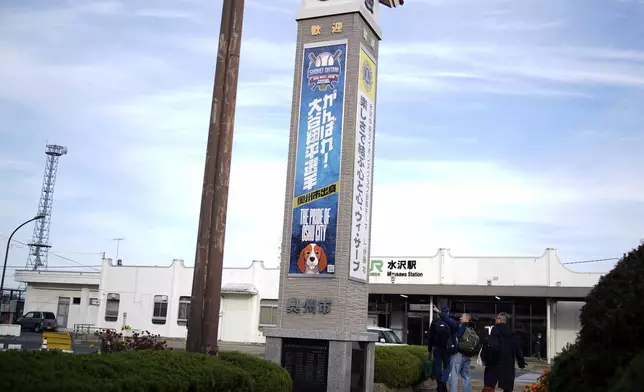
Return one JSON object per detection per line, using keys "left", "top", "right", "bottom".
{"left": 289, "top": 41, "right": 347, "bottom": 276}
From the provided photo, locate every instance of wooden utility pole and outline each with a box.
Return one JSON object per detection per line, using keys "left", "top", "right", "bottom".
{"left": 186, "top": 0, "right": 245, "bottom": 355}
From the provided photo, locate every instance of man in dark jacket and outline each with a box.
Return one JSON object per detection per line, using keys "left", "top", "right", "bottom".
{"left": 533, "top": 333, "right": 542, "bottom": 360}
{"left": 428, "top": 305, "right": 452, "bottom": 392}
{"left": 482, "top": 312, "right": 526, "bottom": 392}
{"left": 433, "top": 304, "right": 474, "bottom": 392}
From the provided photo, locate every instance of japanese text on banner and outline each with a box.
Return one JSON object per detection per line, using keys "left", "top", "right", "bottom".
{"left": 349, "top": 47, "right": 377, "bottom": 283}
{"left": 290, "top": 41, "right": 347, "bottom": 277}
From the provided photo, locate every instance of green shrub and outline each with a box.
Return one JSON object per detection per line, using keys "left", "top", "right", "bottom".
{"left": 0, "top": 350, "right": 255, "bottom": 392}
{"left": 548, "top": 243, "right": 644, "bottom": 392}
{"left": 374, "top": 346, "right": 423, "bottom": 388}
{"left": 547, "top": 343, "right": 588, "bottom": 392}
{"left": 398, "top": 345, "right": 430, "bottom": 362}
{"left": 219, "top": 351, "right": 292, "bottom": 392}
{"left": 609, "top": 349, "right": 644, "bottom": 392}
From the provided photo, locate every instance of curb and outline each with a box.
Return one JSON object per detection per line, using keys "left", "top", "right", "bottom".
{"left": 0, "top": 343, "right": 22, "bottom": 351}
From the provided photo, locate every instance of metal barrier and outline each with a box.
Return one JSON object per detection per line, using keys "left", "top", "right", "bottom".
{"left": 72, "top": 324, "right": 116, "bottom": 343}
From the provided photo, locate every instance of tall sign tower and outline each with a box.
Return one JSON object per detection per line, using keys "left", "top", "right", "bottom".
{"left": 264, "top": 1, "right": 403, "bottom": 391}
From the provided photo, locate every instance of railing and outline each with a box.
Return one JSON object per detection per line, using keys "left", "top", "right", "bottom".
{"left": 72, "top": 324, "right": 116, "bottom": 343}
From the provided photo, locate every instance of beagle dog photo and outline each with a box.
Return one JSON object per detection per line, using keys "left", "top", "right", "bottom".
{"left": 297, "top": 243, "right": 328, "bottom": 274}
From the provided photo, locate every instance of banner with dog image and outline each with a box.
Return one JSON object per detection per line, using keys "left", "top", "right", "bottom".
{"left": 289, "top": 40, "right": 347, "bottom": 276}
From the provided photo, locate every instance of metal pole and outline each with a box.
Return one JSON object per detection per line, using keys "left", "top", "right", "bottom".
{"left": 1, "top": 216, "right": 45, "bottom": 301}
{"left": 187, "top": 0, "right": 245, "bottom": 354}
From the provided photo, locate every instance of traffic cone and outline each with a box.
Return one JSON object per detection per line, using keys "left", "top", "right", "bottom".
{"left": 41, "top": 338, "right": 48, "bottom": 351}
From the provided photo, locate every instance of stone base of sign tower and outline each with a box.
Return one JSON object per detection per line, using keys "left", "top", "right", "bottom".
{"left": 264, "top": 328, "right": 377, "bottom": 392}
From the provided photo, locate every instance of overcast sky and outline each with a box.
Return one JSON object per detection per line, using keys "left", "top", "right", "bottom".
{"left": 1, "top": 0, "right": 643, "bottom": 288}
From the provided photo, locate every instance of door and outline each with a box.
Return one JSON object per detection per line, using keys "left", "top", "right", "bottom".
{"left": 19, "top": 312, "right": 36, "bottom": 329}
{"left": 407, "top": 312, "right": 431, "bottom": 346}
{"left": 57, "top": 297, "right": 70, "bottom": 328}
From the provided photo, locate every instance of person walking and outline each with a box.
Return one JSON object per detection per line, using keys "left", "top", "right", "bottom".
{"left": 533, "top": 333, "right": 542, "bottom": 360}
{"left": 433, "top": 305, "right": 476, "bottom": 392}
{"left": 428, "top": 305, "right": 452, "bottom": 392}
{"left": 481, "top": 312, "right": 526, "bottom": 392}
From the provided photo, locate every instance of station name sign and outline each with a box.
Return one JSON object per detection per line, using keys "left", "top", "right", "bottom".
{"left": 369, "top": 259, "right": 424, "bottom": 278}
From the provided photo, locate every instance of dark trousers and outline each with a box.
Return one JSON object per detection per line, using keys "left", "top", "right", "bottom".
{"left": 533, "top": 344, "right": 542, "bottom": 359}
{"left": 432, "top": 347, "right": 451, "bottom": 384}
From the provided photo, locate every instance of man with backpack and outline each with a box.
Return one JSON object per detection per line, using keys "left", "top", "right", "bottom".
{"left": 433, "top": 305, "right": 480, "bottom": 392}
{"left": 481, "top": 312, "right": 525, "bottom": 392}
{"left": 428, "top": 305, "right": 452, "bottom": 392}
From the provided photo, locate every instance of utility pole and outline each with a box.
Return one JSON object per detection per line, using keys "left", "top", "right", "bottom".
{"left": 186, "top": 0, "right": 245, "bottom": 355}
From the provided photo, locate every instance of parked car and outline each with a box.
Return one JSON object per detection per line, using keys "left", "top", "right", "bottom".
{"left": 16, "top": 311, "right": 58, "bottom": 333}
{"left": 368, "top": 326, "right": 406, "bottom": 346}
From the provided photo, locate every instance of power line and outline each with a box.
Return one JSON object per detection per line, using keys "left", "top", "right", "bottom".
{"left": 48, "top": 251, "right": 103, "bottom": 255}
{"left": 0, "top": 234, "right": 100, "bottom": 271}
{"left": 563, "top": 257, "right": 620, "bottom": 265}
{"left": 4, "top": 265, "right": 101, "bottom": 270}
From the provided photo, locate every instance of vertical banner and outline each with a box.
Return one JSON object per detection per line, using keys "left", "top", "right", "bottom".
{"left": 289, "top": 40, "right": 347, "bottom": 277}
{"left": 349, "top": 45, "right": 377, "bottom": 283}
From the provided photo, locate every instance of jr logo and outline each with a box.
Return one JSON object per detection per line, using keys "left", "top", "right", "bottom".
{"left": 369, "top": 259, "right": 383, "bottom": 276}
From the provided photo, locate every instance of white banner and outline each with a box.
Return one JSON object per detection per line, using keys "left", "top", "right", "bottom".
{"left": 349, "top": 46, "right": 377, "bottom": 283}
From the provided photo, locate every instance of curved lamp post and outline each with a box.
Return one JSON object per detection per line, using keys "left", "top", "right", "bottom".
{"left": 0, "top": 215, "right": 46, "bottom": 298}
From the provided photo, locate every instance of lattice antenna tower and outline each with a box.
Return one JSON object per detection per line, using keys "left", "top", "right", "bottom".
{"left": 26, "top": 144, "right": 68, "bottom": 270}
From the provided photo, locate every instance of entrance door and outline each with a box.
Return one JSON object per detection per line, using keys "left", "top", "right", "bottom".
{"left": 57, "top": 297, "right": 70, "bottom": 328}
{"left": 407, "top": 312, "right": 431, "bottom": 346}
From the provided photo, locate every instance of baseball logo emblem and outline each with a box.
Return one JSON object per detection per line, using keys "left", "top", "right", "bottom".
{"left": 361, "top": 59, "right": 373, "bottom": 93}
{"left": 307, "top": 50, "right": 343, "bottom": 91}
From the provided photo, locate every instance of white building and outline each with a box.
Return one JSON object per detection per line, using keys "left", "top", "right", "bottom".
{"left": 15, "top": 258, "right": 279, "bottom": 344}
{"left": 14, "top": 248, "right": 604, "bottom": 362}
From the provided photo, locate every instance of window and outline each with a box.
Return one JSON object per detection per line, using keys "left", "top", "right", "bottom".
{"left": 73, "top": 297, "right": 81, "bottom": 305}
{"left": 259, "top": 299, "right": 278, "bottom": 327}
{"left": 43, "top": 312, "right": 56, "bottom": 320}
{"left": 105, "top": 293, "right": 120, "bottom": 322}
{"left": 152, "top": 295, "right": 168, "bottom": 325}
{"left": 177, "top": 296, "right": 190, "bottom": 325}
{"left": 33, "top": 312, "right": 41, "bottom": 319}
{"left": 23, "top": 312, "right": 34, "bottom": 319}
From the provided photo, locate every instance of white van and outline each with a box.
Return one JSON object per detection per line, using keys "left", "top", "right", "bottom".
{"left": 368, "top": 326, "right": 406, "bottom": 346}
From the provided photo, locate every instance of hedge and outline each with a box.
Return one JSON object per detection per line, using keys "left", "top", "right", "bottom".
{"left": 219, "top": 351, "right": 292, "bottom": 392}
{"left": 549, "top": 243, "right": 644, "bottom": 392}
{"left": 0, "top": 350, "right": 290, "bottom": 392}
{"left": 609, "top": 349, "right": 644, "bottom": 392}
{"left": 374, "top": 345, "right": 431, "bottom": 388}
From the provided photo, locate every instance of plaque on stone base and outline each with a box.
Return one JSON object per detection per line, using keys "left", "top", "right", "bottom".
{"left": 281, "top": 338, "right": 329, "bottom": 392}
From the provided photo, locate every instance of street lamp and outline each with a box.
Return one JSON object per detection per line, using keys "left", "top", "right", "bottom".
{"left": 0, "top": 215, "right": 46, "bottom": 298}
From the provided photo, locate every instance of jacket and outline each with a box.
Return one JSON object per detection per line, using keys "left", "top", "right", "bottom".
{"left": 483, "top": 323, "right": 526, "bottom": 390}
{"left": 438, "top": 311, "right": 467, "bottom": 339}
{"left": 438, "top": 311, "right": 475, "bottom": 356}
{"left": 428, "top": 317, "right": 451, "bottom": 350}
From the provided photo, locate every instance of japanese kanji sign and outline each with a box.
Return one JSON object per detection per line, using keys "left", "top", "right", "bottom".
{"left": 285, "top": 298, "right": 333, "bottom": 314}
{"left": 290, "top": 40, "right": 347, "bottom": 277}
{"left": 349, "top": 45, "right": 377, "bottom": 283}
{"left": 369, "top": 259, "right": 424, "bottom": 279}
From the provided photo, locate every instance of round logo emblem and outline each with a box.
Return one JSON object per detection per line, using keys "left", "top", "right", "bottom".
{"left": 361, "top": 60, "right": 373, "bottom": 93}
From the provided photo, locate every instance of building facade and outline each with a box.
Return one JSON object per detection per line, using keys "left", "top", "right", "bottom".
{"left": 14, "top": 248, "right": 604, "bottom": 362}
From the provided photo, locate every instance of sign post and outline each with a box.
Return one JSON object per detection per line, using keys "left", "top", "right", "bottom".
{"left": 264, "top": 1, "right": 404, "bottom": 391}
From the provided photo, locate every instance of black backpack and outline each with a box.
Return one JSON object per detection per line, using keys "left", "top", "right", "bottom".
{"left": 481, "top": 334, "right": 502, "bottom": 365}
{"left": 432, "top": 319, "right": 451, "bottom": 349}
